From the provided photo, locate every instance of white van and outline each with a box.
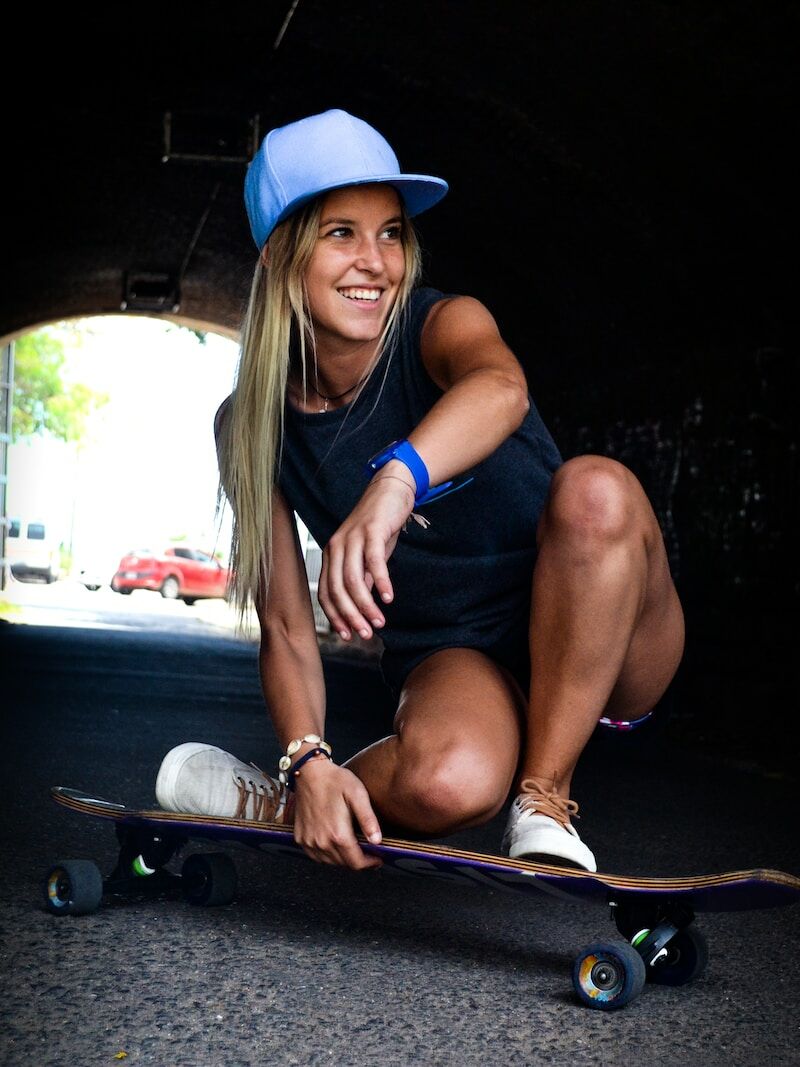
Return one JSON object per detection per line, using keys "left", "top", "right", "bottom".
{"left": 6, "top": 518, "right": 61, "bottom": 583}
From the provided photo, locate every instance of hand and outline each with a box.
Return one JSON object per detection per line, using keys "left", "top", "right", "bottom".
{"left": 318, "top": 466, "right": 415, "bottom": 641}
{"left": 292, "top": 759, "right": 383, "bottom": 870}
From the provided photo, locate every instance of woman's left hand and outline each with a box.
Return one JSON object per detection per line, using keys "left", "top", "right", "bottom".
{"left": 318, "top": 470, "right": 415, "bottom": 640}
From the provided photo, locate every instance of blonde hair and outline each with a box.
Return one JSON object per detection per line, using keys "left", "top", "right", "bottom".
{"left": 217, "top": 190, "right": 422, "bottom": 623}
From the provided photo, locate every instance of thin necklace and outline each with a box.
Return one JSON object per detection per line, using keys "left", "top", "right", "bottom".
{"left": 310, "top": 370, "right": 370, "bottom": 413}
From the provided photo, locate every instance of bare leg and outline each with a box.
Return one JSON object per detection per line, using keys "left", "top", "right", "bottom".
{"left": 345, "top": 648, "right": 525, "bottom": 836}
{"left": 520, "top": 455, "right": 685, "bottom": 800}
{"left": 341, "top": 455, "right": 683, "bottom": 842}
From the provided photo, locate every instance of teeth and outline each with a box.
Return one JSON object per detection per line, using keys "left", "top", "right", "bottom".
{"left": 339, "top": 288, "right": 381, "bottom": 301}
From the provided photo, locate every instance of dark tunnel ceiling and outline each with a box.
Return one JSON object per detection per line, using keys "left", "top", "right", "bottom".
{"left": 3, "top": 1, "right": 795, "bottom": 384}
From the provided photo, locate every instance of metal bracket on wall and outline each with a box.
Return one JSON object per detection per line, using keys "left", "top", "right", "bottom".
{"left": 120, "top": 271, "right": 180, "bottom": 313}
{"left": 162, "top": 111, "right": 260, "bottom": 164}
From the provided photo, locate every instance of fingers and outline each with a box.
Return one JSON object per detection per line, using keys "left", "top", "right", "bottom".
{"left": 295, "top": 816, "right": 382, "bottom": 870}
{"left": 304, "top": 835, "right": 383, "bottom": 871}
{"left": 293, "top": 771, "right": 383, "bottom": 871}
{"left": 349, "top": 784, "right": 383, "bottom": 847}
{"left": 364, "top": 528, "right": 394, "bottom": 607}
{"left": 319, "top": 534, "right": 387, "bottom": 641}
{"left": 317, "top": 476, "right": 411, "bottom": 639}
{"left": 343, "top": 535, "right": 386, "bottom": 634}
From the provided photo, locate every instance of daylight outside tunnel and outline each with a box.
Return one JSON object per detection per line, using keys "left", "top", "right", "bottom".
{"left": 0, "top": 316, "right": 333, "bottom": 640}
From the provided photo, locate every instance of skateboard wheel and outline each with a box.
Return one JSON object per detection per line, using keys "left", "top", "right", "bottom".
{"left": 44, "top": 860, "right": 103, "bottom": 916}
{"left": 572, "top": 940, "right": 646, "bottom": 1010}
{"left": 647, "top": 927, "right": 709, "bottom": 986}
{"left": 181, "top": 852, "right": 237, "bottom": 906}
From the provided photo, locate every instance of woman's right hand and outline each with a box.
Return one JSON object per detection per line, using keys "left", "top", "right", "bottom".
{"left": 291, "top": 758, "right": 383, "bottom": 870}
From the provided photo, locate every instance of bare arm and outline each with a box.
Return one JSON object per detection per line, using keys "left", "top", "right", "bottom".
{"left": 256, "top": 486, "right": 327, "bottom": 746}
{"left": 257, "top": 486, "right": 382, "bottom": 869}
{"left": 214, "top": 397, "right": 380, "bottom": 868}
{"left": 404, "top": 294, "right": 531, "bottom": 486}
{"left": 318, "top": 296, "right": 531, "bottom": 642}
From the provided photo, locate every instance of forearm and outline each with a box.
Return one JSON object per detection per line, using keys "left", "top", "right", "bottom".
{"left": 258, "top": 628, "right": 327, "bottom": 750}
{"left": 402, "top": 368, "right": 529, "bottom": 490}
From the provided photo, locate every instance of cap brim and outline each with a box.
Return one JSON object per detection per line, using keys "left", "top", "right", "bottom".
{"left": 270, "top": 173, "right": 449, "bottom": 235}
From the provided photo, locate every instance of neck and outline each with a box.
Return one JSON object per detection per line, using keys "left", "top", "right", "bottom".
{"left": 290, "top": 338, "right": 379, "bottom": 402}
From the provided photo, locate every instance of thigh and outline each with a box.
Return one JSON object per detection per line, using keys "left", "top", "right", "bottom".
{"left": 393, "top": 647, "right": 527, "bottom": 799}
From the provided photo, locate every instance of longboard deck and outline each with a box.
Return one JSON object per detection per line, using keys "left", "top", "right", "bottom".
{"left": 51, "top": 787, "right": 800, "bottom": 912}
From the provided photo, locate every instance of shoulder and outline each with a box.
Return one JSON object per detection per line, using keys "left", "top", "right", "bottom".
{"left": 402, "top": 286, "right": 450, "bottom": 335}
{"left": 421, "top": 294, "right": 498, "bottom": 345}
{"left": 418, "top": 294, "right": 525, "bottom": 392}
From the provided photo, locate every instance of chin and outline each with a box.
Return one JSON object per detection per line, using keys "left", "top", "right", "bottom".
{"left": 336, "top": 319, "right": 385, "bottom": 343}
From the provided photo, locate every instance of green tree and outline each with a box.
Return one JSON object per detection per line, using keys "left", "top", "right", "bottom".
{"left": 12, "top": 328, "right": 108, "bottom": 442}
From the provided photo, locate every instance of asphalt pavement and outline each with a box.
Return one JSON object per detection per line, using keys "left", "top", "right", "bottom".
{"left": 1, "top": 581, "right": 798, "bottom": 1066}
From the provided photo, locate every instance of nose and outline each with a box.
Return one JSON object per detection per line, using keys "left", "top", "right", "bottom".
{"left": 353, "top": 234, "right": 385, "bottom": 275}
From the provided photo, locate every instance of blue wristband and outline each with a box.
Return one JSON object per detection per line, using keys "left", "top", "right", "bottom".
{"left": 365, "top": 439, "right": 454, "bottom": 506}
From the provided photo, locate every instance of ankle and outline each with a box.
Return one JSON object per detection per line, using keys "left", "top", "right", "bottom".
{"left": 517, "top": 772, "right": 568, "bottom": 798}
{"left": 516, "top": 784, "right": 579, "bottom": 828}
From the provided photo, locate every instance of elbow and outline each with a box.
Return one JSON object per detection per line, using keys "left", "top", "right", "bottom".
{"left": 516, "top": 383, "right": 531, "bottom": 424}
{"left": 497, "top": 372, "right": 530, "bottom": 430}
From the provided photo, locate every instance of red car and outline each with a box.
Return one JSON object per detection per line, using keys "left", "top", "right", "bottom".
{"left": 111, "top": 547, "right": 231, "bottom": 605}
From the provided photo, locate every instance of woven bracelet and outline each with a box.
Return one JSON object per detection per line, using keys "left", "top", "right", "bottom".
{"left": 287, "top": 747, "right": 332, "bottom": 792}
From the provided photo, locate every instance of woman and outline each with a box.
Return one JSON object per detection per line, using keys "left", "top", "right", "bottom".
{"left": 155, "top": 109, "right": 685, "bottom": 872}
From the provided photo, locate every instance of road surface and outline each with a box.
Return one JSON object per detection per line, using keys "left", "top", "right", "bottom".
{"left": 1, "top": 579, "right": 798, "bottom": 1065}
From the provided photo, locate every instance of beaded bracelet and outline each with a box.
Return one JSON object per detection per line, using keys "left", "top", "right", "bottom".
{"left": 287, "top": 747, "right": 332, "bottom": 792}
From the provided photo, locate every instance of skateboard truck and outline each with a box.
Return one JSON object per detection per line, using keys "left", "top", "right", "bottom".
{"left": 609, "top": 896, "right": 698, "bottom": 961}
{"left": 104, "top": 824, "right": 187, "bottom": 899}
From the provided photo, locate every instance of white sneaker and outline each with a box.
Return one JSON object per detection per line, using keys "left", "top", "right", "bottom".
{"left": 501, "top": 779, "right": 597, "bottom": 872}
{"left": 155, "top": 742, "right": 287, "bottom": 822}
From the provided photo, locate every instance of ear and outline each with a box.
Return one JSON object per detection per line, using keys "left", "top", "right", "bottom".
{"left": 259, "top": 244, "right": 270, "bottom": 267}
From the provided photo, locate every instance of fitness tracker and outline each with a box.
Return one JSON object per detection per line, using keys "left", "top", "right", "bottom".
{"left": 365, "top": 439, "right": 453, "bottom": 506}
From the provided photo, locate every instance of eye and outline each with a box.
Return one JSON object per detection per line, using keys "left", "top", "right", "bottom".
{"left": 380, "top": 225, "right": 402, "bottom": 240}
{"left": 323, "top": 226, "right": 352, "bottom": 239}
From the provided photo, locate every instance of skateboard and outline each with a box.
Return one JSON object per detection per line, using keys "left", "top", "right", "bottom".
{"left": 46, "top": 786, "right": 800, "bottom": 1011}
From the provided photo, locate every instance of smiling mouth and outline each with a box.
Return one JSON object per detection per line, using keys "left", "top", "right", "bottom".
{"left": 338, "top": 287, "right": 383, "bottom": 302}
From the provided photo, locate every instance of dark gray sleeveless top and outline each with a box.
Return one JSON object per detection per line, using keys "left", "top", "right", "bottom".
{"left": 278, "top": 286, "right": 562, "bottom": 680}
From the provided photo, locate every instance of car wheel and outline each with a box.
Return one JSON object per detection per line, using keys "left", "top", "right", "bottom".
{"left": 183, "top": 597, "right": 197, "bottom": 606}
{"left": 161, "top": 575, "right": 181, "bottom": 599}
{"left": 85, "top": 585, "right": 100, "bottom": 592}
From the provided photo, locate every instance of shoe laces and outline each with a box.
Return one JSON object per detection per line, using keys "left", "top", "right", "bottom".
{"left": 517, "top": 777, "right": 580, "bottom": 829}
{"left": 234, "top": 763, "right": 285, "bottom": 822}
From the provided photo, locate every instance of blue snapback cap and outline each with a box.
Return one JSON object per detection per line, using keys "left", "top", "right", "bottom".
{"left": 244, "top": 109, "right": 448, "bottom": 249}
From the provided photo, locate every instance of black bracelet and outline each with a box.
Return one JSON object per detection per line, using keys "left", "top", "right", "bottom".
{"left": 287, "top": 747, "right": 332, "bottom": 792}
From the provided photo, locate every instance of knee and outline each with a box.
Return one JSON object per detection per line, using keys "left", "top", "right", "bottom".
{"left": 390, "top": 745, "right": 506, "bottom": 836}
{"left": 545, "top": 455, "right": 642, "bottom": 544}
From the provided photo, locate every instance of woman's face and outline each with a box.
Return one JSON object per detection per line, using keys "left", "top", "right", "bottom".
{"left": 303, "top": 184, "right": 406, "bottom": 355}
